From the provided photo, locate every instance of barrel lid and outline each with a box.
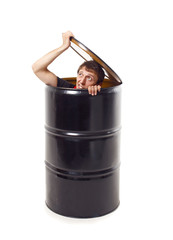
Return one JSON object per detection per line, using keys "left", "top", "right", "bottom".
{"left": 70, "top": 37, "right": 122, "bottom": 84}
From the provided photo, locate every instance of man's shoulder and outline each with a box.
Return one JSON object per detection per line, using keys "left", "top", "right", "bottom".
{"left": 57, "top": 77, "right": 75, "bottom": 88}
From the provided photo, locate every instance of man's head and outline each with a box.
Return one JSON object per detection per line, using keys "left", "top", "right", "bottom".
{"left": 76, "top": 60, "right": 105, "bottom": 89}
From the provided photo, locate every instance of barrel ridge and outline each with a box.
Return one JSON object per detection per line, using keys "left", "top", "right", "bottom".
{"left": 45, "top": 160, "right": 121, "bottom": 180}
{"left": 45, "top": 124, "right": 121, "bottom": 139}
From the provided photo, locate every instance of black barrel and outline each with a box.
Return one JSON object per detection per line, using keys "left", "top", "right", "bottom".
{"left": 45, "top": 81, "right": 122, "bottom": 218}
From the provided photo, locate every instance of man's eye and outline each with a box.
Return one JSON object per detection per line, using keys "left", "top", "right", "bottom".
{"left": 87, "top": 77, "right": 92, "bottom": 81}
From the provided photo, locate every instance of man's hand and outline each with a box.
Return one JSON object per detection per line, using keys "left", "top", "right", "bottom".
{"left": 62, "top": 31, "right": 74, "bottom": 50}
{"left": 88, "top": 85, "right": 101, "bottom": 96}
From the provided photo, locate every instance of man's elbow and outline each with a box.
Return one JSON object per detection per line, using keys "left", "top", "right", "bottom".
{"left": 32, "top": 63, "right": 39, "bottom": 74}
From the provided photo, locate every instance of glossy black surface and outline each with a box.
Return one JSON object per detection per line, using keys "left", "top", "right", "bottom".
{"left": 45, "top": 85, "right": 122, "bottom": 218}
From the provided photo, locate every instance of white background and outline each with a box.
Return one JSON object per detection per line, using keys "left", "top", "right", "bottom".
{"left": 0, "top": 0, "right": 173, "bottom": 239}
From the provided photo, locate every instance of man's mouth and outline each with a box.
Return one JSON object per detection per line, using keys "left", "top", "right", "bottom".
{"left": 77, "top": 83, "right": 83, "bottom": 89}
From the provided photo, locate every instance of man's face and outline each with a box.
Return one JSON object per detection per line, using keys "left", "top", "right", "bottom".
{"left": 76, "top": 67, "right": 98, "bottom": 89}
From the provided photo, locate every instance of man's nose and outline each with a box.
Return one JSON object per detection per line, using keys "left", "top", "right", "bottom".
{"left": 80, "top": 76, "right": 86, "bottom": 84}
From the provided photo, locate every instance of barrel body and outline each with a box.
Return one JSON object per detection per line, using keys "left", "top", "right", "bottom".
{"left": 45, "top": 85, "right": 122, "bottom": 218}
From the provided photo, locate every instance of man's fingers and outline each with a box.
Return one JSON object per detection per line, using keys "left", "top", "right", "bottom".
{"left": 94, "top": 85, "right": 97, "bottom": 95}
{"left": 88, "top": 85, "right": 101, "bottom": 96}
{"left": 88, "top": 86, "right": 94, "bottom": 95}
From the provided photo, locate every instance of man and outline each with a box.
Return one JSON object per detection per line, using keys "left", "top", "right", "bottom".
{"left": 32, "top": 31, "right": 104, "bottom": 96}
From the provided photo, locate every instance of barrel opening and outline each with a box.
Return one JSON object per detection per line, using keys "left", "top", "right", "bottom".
{"left": 62, "top": 77, "right": 122, "bottom": 89}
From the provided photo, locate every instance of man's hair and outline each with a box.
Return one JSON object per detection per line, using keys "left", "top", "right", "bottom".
{"left": 77, "top": 60, "right": 105, "bottom": 84}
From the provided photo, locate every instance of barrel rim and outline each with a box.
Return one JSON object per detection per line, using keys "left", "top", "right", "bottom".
{"left": 45, "top": 83, "right": 122, "bottom": 95}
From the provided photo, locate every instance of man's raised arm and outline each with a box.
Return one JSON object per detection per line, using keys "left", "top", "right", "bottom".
{"left": 32, "top": 31, "right": 74, "bottom": 87}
